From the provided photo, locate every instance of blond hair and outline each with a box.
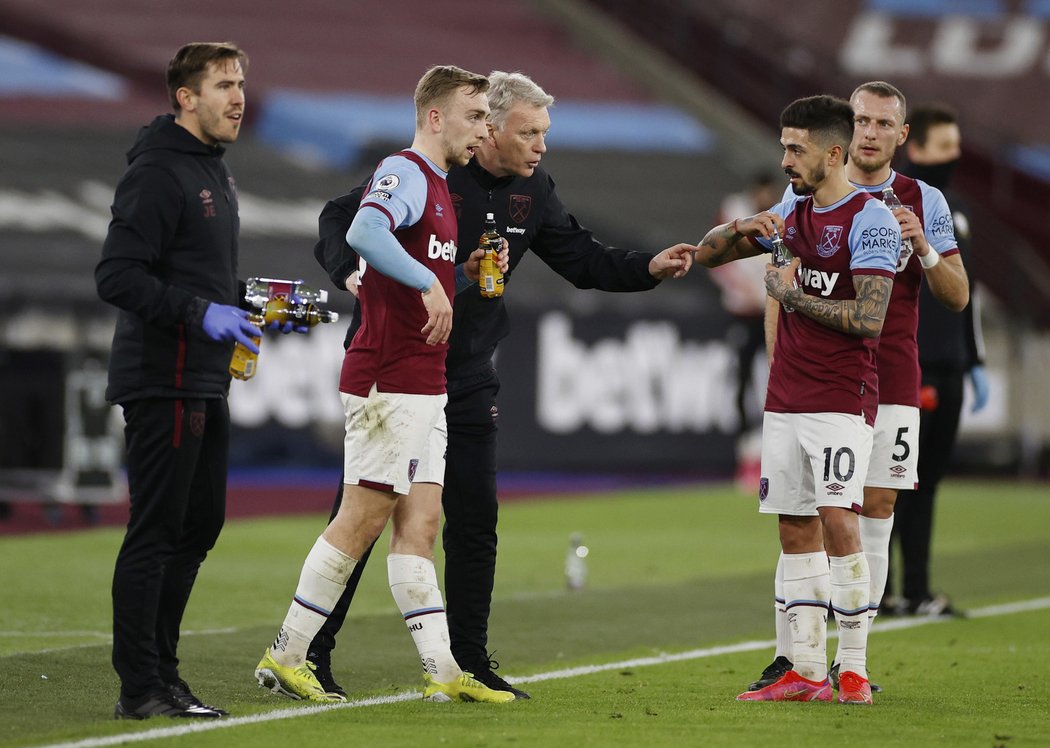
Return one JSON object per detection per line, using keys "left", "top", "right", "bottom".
{"left": 414, "top": 65, "right": 489, "bottom": 128}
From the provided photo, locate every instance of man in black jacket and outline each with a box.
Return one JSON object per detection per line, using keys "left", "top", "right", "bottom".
{"left": 310, "top": 71, "right": 694, "bottom": 698}
{"left": 96, "top": 42, "right": 262, "bottom": 720}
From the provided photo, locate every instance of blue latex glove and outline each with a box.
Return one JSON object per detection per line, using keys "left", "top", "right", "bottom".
{"left": 202, "top": 303, "right": 261, "bottom": 353}
{"left": 968, "top": 364, "right": 990, "bottom": 413}
{"left": 267, "top": 320, "right": 309, "bottom": 334}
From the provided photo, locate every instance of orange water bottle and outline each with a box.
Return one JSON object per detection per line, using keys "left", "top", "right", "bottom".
{"left": 228, "top": 313, "right": 264, "bottom": 380}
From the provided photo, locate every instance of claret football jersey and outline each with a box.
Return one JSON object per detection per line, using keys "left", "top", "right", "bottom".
{"left": 852, "top": 171, "right": 959, "bottom": 407}
{"left": 340, "top": 150, "right": 458, "bottom": 397}
{"left": 753, "top": 189, "right": 900, "bottom": 425}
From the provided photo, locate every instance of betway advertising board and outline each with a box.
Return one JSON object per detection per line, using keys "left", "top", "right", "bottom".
{"left": 226, "top": 307, "right": 742, "bottom": 475}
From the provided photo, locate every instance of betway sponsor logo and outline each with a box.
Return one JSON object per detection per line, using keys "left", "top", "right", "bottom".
{"left": 799, "top": 267, "right": 840, "bottom": 297}
{"left": 536, "top": 313, "right": 739, "bottom": 434}
{"left": 428, "top": 234, "right": 456, "bottom": 262}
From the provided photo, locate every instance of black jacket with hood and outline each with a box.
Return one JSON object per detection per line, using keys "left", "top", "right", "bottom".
{"left": 96, "top": 114, "right": 241, "bottom": 403}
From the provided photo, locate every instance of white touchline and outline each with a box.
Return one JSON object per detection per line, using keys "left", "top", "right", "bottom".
{"left": 1, "top": 628, "right": 239, "bottom": 657}
{"left": 0, "top": 628, "right": 237, "bottom": 640}
{"left": 37, "top": 596, "right": 1050, "bottom": 748}
{"left": 0, "top": 631, "right": 112, "bottom": 638}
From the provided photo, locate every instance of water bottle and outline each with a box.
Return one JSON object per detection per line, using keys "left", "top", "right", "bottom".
{"left": 881, "top": 186, "right": 913, "bottom": 269}
{"left": 565, "top": 532, "right": 589, "bottom": 591}
{"left": 770, "top": 227, "right": 794, "bottom": 268}
{"left": 229, "top": 278, "right": 340, "bottom": 381}
{"left": 228, "top": 313, "right": 265, "bottom": 380}
{"left": 770, "top": 227, "right": 795, "bottom": 312}
{"left": 478, "top": 213, "right": 504, "bottom": 298}
{"left": 259, "top": 295, "right": 339, "bottom": 327}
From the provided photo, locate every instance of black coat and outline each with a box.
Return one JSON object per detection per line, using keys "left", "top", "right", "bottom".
{"left": 314, "top": 157, "right": 658, "bottom": 380}
{"left": 96, "top": 115, "right": 241, "bottom": 402}
{"left": 916, "top": 189, "right": 984, "bottom": 372}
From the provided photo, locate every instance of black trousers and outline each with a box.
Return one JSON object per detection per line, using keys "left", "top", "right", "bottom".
{"left": 111, "top": 397, "right": 228, "bottom": 699}
{"left": 727, "top": 314, "right": 766, "bottom": 433}
{"left": 889, "top": 368, "right": 965, "bottom": 602}
{"left": 312, "top": 368, "right": 500, "bottom": 670}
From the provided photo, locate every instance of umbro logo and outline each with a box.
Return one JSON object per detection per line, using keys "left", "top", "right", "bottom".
{"left": 890, "top": 465, "right": 907, "bottom": 475}
{"left": 825, "top": 483, "right": 845, "bottom": 495}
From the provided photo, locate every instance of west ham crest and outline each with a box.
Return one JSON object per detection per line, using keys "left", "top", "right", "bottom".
{"left": 189, "top": 412, "right": 206, "bottom": 438}
{"left": 816, "top": 225, "right": 843, "bottom": 258}
{"left": 510, "top": 194, "right": 531, "bottom": 223}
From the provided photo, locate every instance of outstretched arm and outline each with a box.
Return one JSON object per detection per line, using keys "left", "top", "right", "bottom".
{"left": 765, "top": 259, "right": 893, "bottom": 338}
{"left": 694, "top": 213, "right": 782, "bottom": 268}
{"left": 648, "top": 243, "right": 696, "bottom": 279}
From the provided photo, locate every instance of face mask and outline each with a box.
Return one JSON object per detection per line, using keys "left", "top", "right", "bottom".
{"left": 903, "top": 158, "right": 959, "bottom": 189}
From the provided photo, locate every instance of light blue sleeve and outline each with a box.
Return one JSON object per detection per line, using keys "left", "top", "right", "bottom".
{"left": 848, "top": 199, "right": 900, "bottom": 273}
{"left": 918, "top": 181, "right": 958, "bottom": 255}
{"left": 751, "top": 196, "right": 799, "bottom": 252}
{"left": 346, "top": 207, "right": 436, "bottom": 292}
{"left": 359, "top": 155, "right": 428, "bottom": 229}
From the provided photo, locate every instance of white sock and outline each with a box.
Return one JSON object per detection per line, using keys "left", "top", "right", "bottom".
{"left": 388, "top": 553, "right": 461, "bottom": 683}
{"left": 860, "top": 514, "right": 894, "bottom": 622}
{"left": 782, "top": 551, "right": 830, "bottom": 682}
{"left": 774, "top": 552, "right": 792, "bottom": 661}
{"left": 271, "top": 536, "right": 356, "bottom": 668}
{"left": 833, "top": 515, "right": 892, "bottom": 667}
{"left": 830, "top": 552, "right": 871, "bottom": 680}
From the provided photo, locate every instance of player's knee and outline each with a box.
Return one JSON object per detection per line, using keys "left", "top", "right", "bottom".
{"left": 861, "top": 488, "right": 897, "bottom": 518}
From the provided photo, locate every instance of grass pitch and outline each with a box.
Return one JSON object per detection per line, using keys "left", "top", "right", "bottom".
{"left": 2, "top": 479, "right": 1048, "bottom": 747}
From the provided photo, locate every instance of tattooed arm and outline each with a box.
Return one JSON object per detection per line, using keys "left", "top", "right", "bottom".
{"left": 694, "top": 212, "right": 783, "bottom": 268}
{"left": 764, "top": 260, "right": 892, "bottom": 338}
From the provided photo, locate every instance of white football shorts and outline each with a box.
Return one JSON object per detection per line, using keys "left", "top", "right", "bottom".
{"left": 759, "top": 411, "right": 873, "bottom": 516}
{"left": 341, "top": 385, "right": 447, "bottom": 496}
{"left": 865, "top": 403, "right": 919, "bottom": 490}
